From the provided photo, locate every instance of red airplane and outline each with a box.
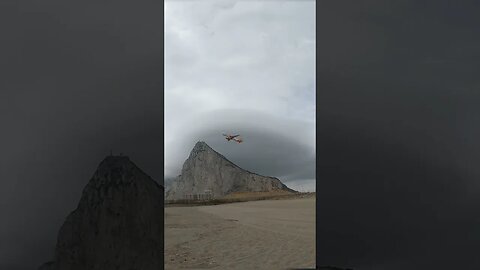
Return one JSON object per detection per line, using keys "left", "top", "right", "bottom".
{"left": 222, "top": 133, "right": 243, "bottom": 143}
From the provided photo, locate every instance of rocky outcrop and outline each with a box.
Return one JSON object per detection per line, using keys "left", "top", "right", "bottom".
{"left": 166, "top": 141, "right": 295, "bottom": 200}
{"left": 40, "top": 156, "right": 164, "bottom": 270}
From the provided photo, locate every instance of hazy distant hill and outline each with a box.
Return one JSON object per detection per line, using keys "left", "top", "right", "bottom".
{"left": 165, "top": 141, "right": 295, "bottom": 201}
{"left": 164, "top": 176, "right": 176, "bottom": 189}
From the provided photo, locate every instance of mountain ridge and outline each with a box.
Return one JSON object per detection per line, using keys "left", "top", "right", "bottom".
{"left": 166, "top": 141, "right": 296, "bottom": 201}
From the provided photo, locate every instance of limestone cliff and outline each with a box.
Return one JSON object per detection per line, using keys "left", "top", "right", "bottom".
{"left": 166, "top": 141, "right": 295, "bottom": 200}
{"left": 39, "top": 156, "right": 164, "bottom": 270}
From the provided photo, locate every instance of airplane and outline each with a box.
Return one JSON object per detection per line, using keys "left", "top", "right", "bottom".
{"left": 222, "top": 133, "right": 243, "bottom": 143}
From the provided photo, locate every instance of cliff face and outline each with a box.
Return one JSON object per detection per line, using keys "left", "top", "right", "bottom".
{"left": 40, "top": 156, "right": 164, "bottom": 270}
{"left": 166, "top": 141, "right": 295, "bottom": 200}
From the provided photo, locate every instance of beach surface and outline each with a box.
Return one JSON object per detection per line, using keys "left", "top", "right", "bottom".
{"left": 165, "top": 196, "right": 315, "bottom": 270}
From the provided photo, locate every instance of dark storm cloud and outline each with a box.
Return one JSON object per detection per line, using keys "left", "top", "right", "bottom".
{"left": 318, "top": 1, "right": 480, "bottom": 269}
{"left": 164, "top": 109, "right": 315, "bottom": 191}
{"left": 0, "top": 1, "right": 161, "bottom": 269}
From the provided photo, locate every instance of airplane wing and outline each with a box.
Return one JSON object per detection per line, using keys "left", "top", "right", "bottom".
{"left": 232, "top": 134, "right": 240, "bottom": 138}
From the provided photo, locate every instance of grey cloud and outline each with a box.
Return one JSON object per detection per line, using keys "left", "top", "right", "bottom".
{"left": 165, "top": 1, "right": 315, "bottom": 190}
{"left": 165, "top": 109, "right": 315, "bottom": 185}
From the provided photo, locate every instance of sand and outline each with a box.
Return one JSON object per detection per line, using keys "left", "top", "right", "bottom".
{"left": 164, "top": 196, "right": 315, "bottom": 270}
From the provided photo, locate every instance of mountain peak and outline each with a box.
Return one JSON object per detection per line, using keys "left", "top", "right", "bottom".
{"left": 193, "top": 141, "right": 210, "bottom": 149}
{"left": 93, "top": 155, "right": 139, "bottom": 183}
{"left": 188, "top": 141, "right": 212, "bottom": 159}
{"left": 99, "top": 155, "right": 131, "bottom": 167}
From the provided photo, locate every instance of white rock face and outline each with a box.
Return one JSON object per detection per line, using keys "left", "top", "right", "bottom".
{"left": 40, "top": 156, "right": 164, "bottom": 270}
{"left": 166, "top": 141, "right": 295, "bottom": 200}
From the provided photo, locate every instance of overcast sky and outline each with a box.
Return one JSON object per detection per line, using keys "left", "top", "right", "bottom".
{"left": 164, "top": 0, "right": 316, "bottom": 192}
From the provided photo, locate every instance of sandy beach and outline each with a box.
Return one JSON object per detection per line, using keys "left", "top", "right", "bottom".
{"left": 165, "top": 196, "right": 315, "bottom": 270}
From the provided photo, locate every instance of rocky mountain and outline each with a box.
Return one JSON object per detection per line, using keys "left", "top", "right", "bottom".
{"left": 39, "top": 156, "right": 164, "bottom": 270}
{"left": 165, "top": 141, "right": 296, "bottom": 200}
